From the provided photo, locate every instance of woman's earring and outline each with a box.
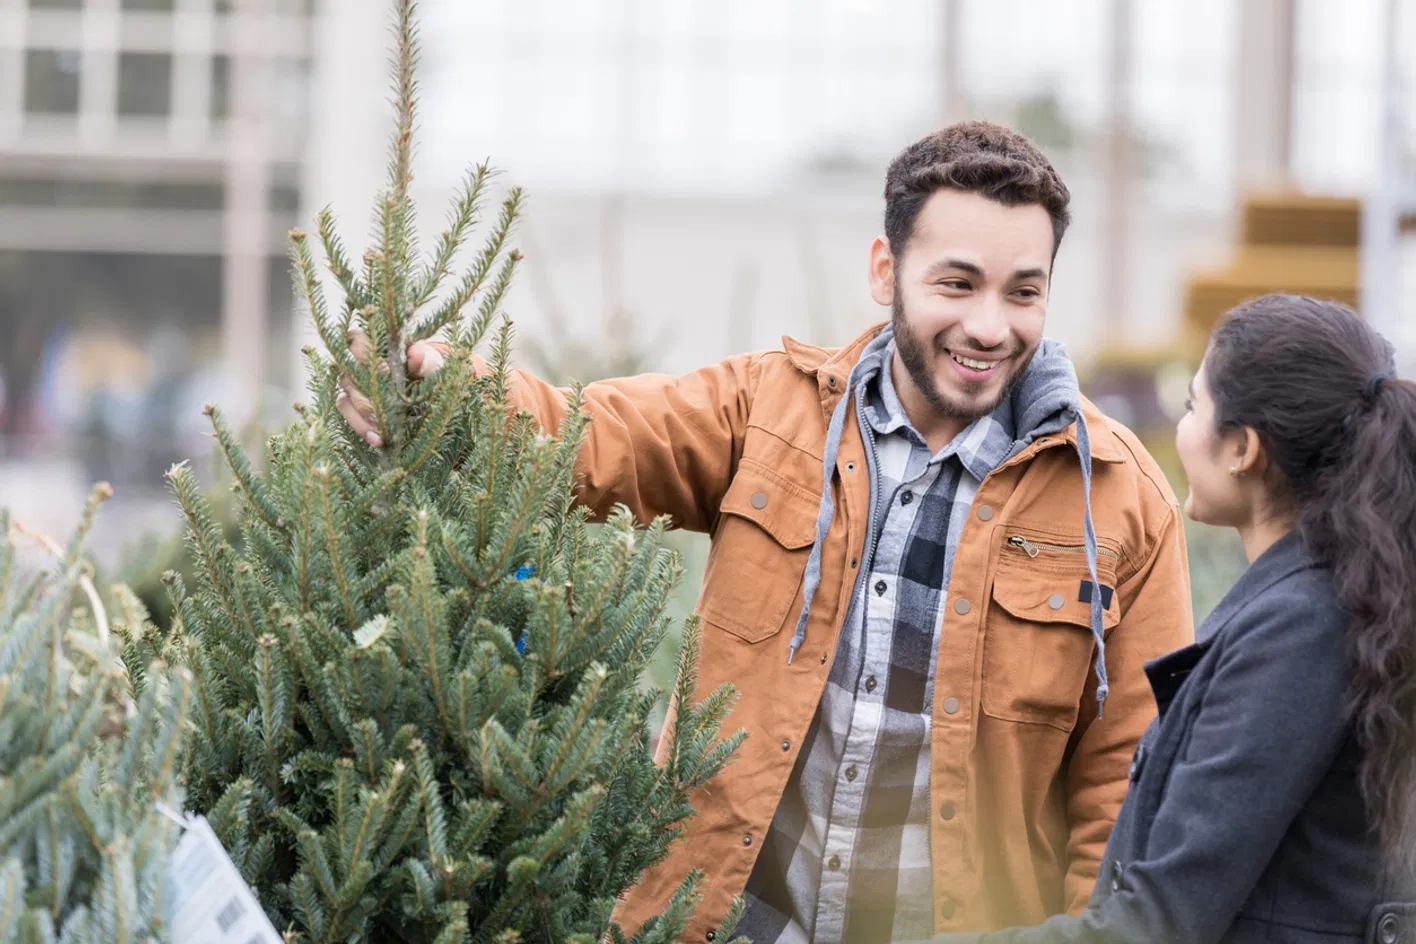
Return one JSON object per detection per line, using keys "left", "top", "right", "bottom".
{"left": 1229, "top": 467, "right": 1242, "bottom": 477}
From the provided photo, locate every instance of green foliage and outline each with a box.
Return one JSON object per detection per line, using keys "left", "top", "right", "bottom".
{"left": 166, "top": 3, "right": 743, "bottom": 942}
{"left": 0, "top": 488, "right": 193, "bottom": 944}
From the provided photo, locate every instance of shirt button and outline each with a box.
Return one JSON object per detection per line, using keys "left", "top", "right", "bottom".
{"left": 1048, "top": 593, "right": 1066, "bottom": 610}
{"left": 976, "top": 504, "right": 995, "bottom": 521}
{"left": 900, "top": 491, "right": 914, "bottom": 505}
{"left": 943, "top": 697, "right": 960, "bottom": 715}
{"left": 750, "top": 492, "right": 769, "bottom": 510}
{"left": 940, "top": 899, "right": 956, "bottom": 920}
{"left": 874, "top": 580, "right": 887, "bottom": 596}
{"left": 845, "top": 765, "right": 858, "bottom": 782}
{"left": 954, "top": 597, "right": 971, "bottom": 615}
{"left": 742, "top": 834, "right": 753, "bottom": 847}
{"left": 939, "top": 802, "right": 955, "bottom": 820}
{"left": 828, "top": 854, "right": 841, "bottom": 870}
{"left": 864, "top": 675, "right": 877, "bottom": 693}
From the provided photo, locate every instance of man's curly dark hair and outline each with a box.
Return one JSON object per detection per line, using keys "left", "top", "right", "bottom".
{"left": 884, "top": 121, "right": 1072, "bottom": 261}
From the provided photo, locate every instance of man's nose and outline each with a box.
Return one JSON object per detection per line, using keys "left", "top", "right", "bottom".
{"left": 957, "top": 295, "right": 1010, "bottom": 350}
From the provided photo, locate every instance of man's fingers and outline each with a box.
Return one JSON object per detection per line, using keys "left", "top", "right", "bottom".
{"left": 407, "top": 341, "right": 446, "bottom": 379}
{"left": 335, "top": 386, "right": 382, "bottom": 448}
{"left": 346, "top": 329, "right": 373, "bottom": 366}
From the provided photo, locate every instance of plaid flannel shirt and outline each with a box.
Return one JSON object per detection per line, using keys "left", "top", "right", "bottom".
{"left": 737, "top": 341, "right": 1017, "bottom": 944}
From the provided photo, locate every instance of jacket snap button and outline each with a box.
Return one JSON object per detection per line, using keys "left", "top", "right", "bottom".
{"left": 706, "top": 933, "right": 716, "bottom": 942}
{"left": 820, "top": 652, "right": 828, "bottom": 664}
{"left": 850, "top": 557, "right": 858, "bottom": 569}
{"left": 846, "top": 462, "right": 856, "bottom": 472}
{"left": 750, "top": 492, "right": 769, "bottom": 510}
{"left": 742, "top": 834, "right": 753, "bottom": 847}
{"left": 1378, "top": 913, "right": 1399, "bottom": 944}
{"left": 940, "top": 899, "right": 956, "bottom": 920}
{"left": 954, "top": 598, "right": 971, "bottom": 615}
{"left": 939, "top": 802, "right": 955, "bottom": 820}
{"left": 827, "top": 376, "right": 837, "bottom": 387}
{"left": 943, "top": 697, "right": 960, "bottom": 714}
{"left": 976, "top": 504, "right": 994, "bottom": 521}
{"left": 1048, "top": 593, "right": 1065, "bottom": 610}
{"left": 781, "top": 739, "right": 791, "bottom": 752}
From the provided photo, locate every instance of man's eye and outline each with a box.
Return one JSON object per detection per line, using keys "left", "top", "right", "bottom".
{"left": 1014, "top": 287, "right": 1041, "bottom": 299}
{"left": 939, "top": 279, "right": 970, "bottom": 291}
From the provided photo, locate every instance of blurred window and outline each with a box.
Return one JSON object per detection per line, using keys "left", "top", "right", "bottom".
{"left": 24, "top": 49, "right": 81, "bottom": 115}
{"left": 118, "top": 52, "right": 173, "bottom": 117}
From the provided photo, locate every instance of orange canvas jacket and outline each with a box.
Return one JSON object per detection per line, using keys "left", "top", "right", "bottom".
{"left": 475, "top": 323, "right": 1193, "bottom": 937}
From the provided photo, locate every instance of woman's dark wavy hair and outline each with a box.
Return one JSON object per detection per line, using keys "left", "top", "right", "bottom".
{"left": 1205, "top": 294, "right": 1416, "bottom": 874}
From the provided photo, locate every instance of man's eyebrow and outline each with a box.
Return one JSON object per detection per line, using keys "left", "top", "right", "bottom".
{"left": 923, "top": 258, "right": 984, "bottom": 279}
{"left": 1012, "top": 266, "right": 1048, "bottom": 282}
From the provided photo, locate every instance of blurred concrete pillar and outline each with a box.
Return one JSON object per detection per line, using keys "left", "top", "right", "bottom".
{"left": 1234, "top": 0, "right": 1296, "bottom": 190}
{"left": 222, "top": 0, "right": 272, "bottom": 428}
{"left": 1360, "top": 0, "right": 1414, "bottom": 341}
{"left": 940, "top": 0, "right": 967, "bottom": 125}
{"left": 294, "top": 0, "right": 389, "bottom": 398}
{"left": 1101, "top": 0, "right": 1133, "bottom": 340}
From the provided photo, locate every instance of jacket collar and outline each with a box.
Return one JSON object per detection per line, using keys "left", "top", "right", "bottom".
{"left": 781, "top": 323, "right": 1127, "bottom": 465}
{"left": 1193, "top": 530, "right": 1317, "bottom": 643}
{"left": 1147, "top": 531, "right": 1318, "bottom": 714}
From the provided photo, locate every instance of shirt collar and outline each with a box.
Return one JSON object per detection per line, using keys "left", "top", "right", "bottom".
{"left": 859, "top": 340, "right": 1016, "bottom": 479}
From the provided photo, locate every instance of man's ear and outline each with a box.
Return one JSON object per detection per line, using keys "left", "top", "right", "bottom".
{"left": 868, "top": 236, "right": 895, "bottom": 308}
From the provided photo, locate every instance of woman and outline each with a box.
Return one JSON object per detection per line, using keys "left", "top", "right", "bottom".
{"left": 939, "top": 295, "right": 1416, "bottom": 943}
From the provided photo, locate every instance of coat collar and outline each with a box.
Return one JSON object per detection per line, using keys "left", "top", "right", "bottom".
{"left": 1193, "top": 530, "right": 1316, "bottom": 644}
{"left": 781, "top": 323, "right": 1128, "bottom": 465}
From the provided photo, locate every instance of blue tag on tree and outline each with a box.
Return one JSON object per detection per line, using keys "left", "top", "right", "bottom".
{"left": 513, "top": 565, "right": 534, "bottom": 653}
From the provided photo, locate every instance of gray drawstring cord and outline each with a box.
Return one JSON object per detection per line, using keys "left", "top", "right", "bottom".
{"left": 1073, "top": 411, "right": 1109, "bottom": 717}
{"left": 787, "top": 377, "right": 855, "bottom": 664}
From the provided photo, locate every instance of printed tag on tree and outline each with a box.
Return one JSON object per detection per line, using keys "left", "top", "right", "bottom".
{"left": 165, "top": 814, "right": 282, "bottom": 944}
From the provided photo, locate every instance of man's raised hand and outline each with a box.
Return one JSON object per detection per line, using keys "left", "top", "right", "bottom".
{"left": 335, "top": 330, "right": 447, "bottom": 448}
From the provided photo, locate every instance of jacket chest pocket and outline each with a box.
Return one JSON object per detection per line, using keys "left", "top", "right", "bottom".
{"left": 980, "top": 535, "right": 1122, "bottom": 730}
{"left": 698, "top": 458, "right": 820, "bottom": 643}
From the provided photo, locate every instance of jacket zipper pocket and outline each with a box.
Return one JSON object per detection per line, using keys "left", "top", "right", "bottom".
{"left": 1007, "top": 535, "right": 1120, "bottom": 560}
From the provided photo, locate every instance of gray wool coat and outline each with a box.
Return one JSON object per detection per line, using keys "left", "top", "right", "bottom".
{"left": 937, "top": 531, "right": 1415, "bottom": 943}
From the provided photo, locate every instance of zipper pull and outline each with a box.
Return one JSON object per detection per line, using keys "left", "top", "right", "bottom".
{"left": 1008, "top": 535, "right": 1040, "bottom": 558}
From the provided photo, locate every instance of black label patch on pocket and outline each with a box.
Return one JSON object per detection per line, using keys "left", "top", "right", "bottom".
{"left": 1079, "top": 580, "right": 1115, "bottom": 610}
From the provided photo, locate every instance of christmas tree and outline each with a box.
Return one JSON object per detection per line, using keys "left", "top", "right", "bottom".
{"left": 0, "top": 488, "right": 192, "bottom": 943}
{"left": 162, "top": 2, "right": 743, "bottom": 942}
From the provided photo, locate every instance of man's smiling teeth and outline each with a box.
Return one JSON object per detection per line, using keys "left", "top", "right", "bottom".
{"left": 952, "top": 353, "right": 998, "bottom": 371}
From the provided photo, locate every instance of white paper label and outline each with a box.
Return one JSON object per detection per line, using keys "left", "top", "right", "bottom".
{"left": 165, "top": 815, "right": 282, "bottom": 944}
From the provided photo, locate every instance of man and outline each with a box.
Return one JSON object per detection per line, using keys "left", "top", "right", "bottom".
{"left": 340, "top": 122, "right": 1193, "bottom": 942}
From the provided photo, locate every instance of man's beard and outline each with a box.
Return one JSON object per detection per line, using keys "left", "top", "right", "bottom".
{"left": 891, "top": 295, "right": 1033, "bottom": 421}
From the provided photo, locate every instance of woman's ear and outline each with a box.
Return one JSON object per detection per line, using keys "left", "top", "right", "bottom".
{"left": 1229, "top": 427, "right": 1267, "bottom": 479}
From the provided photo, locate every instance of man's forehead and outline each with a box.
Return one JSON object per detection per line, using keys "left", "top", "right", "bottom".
{"left": 906, "top": 191, "right": 1054, "bottom": 269}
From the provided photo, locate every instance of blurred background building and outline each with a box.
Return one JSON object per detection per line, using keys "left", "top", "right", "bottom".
{"left": 3, "top": 0, "right": 1416, "bottom": 625}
